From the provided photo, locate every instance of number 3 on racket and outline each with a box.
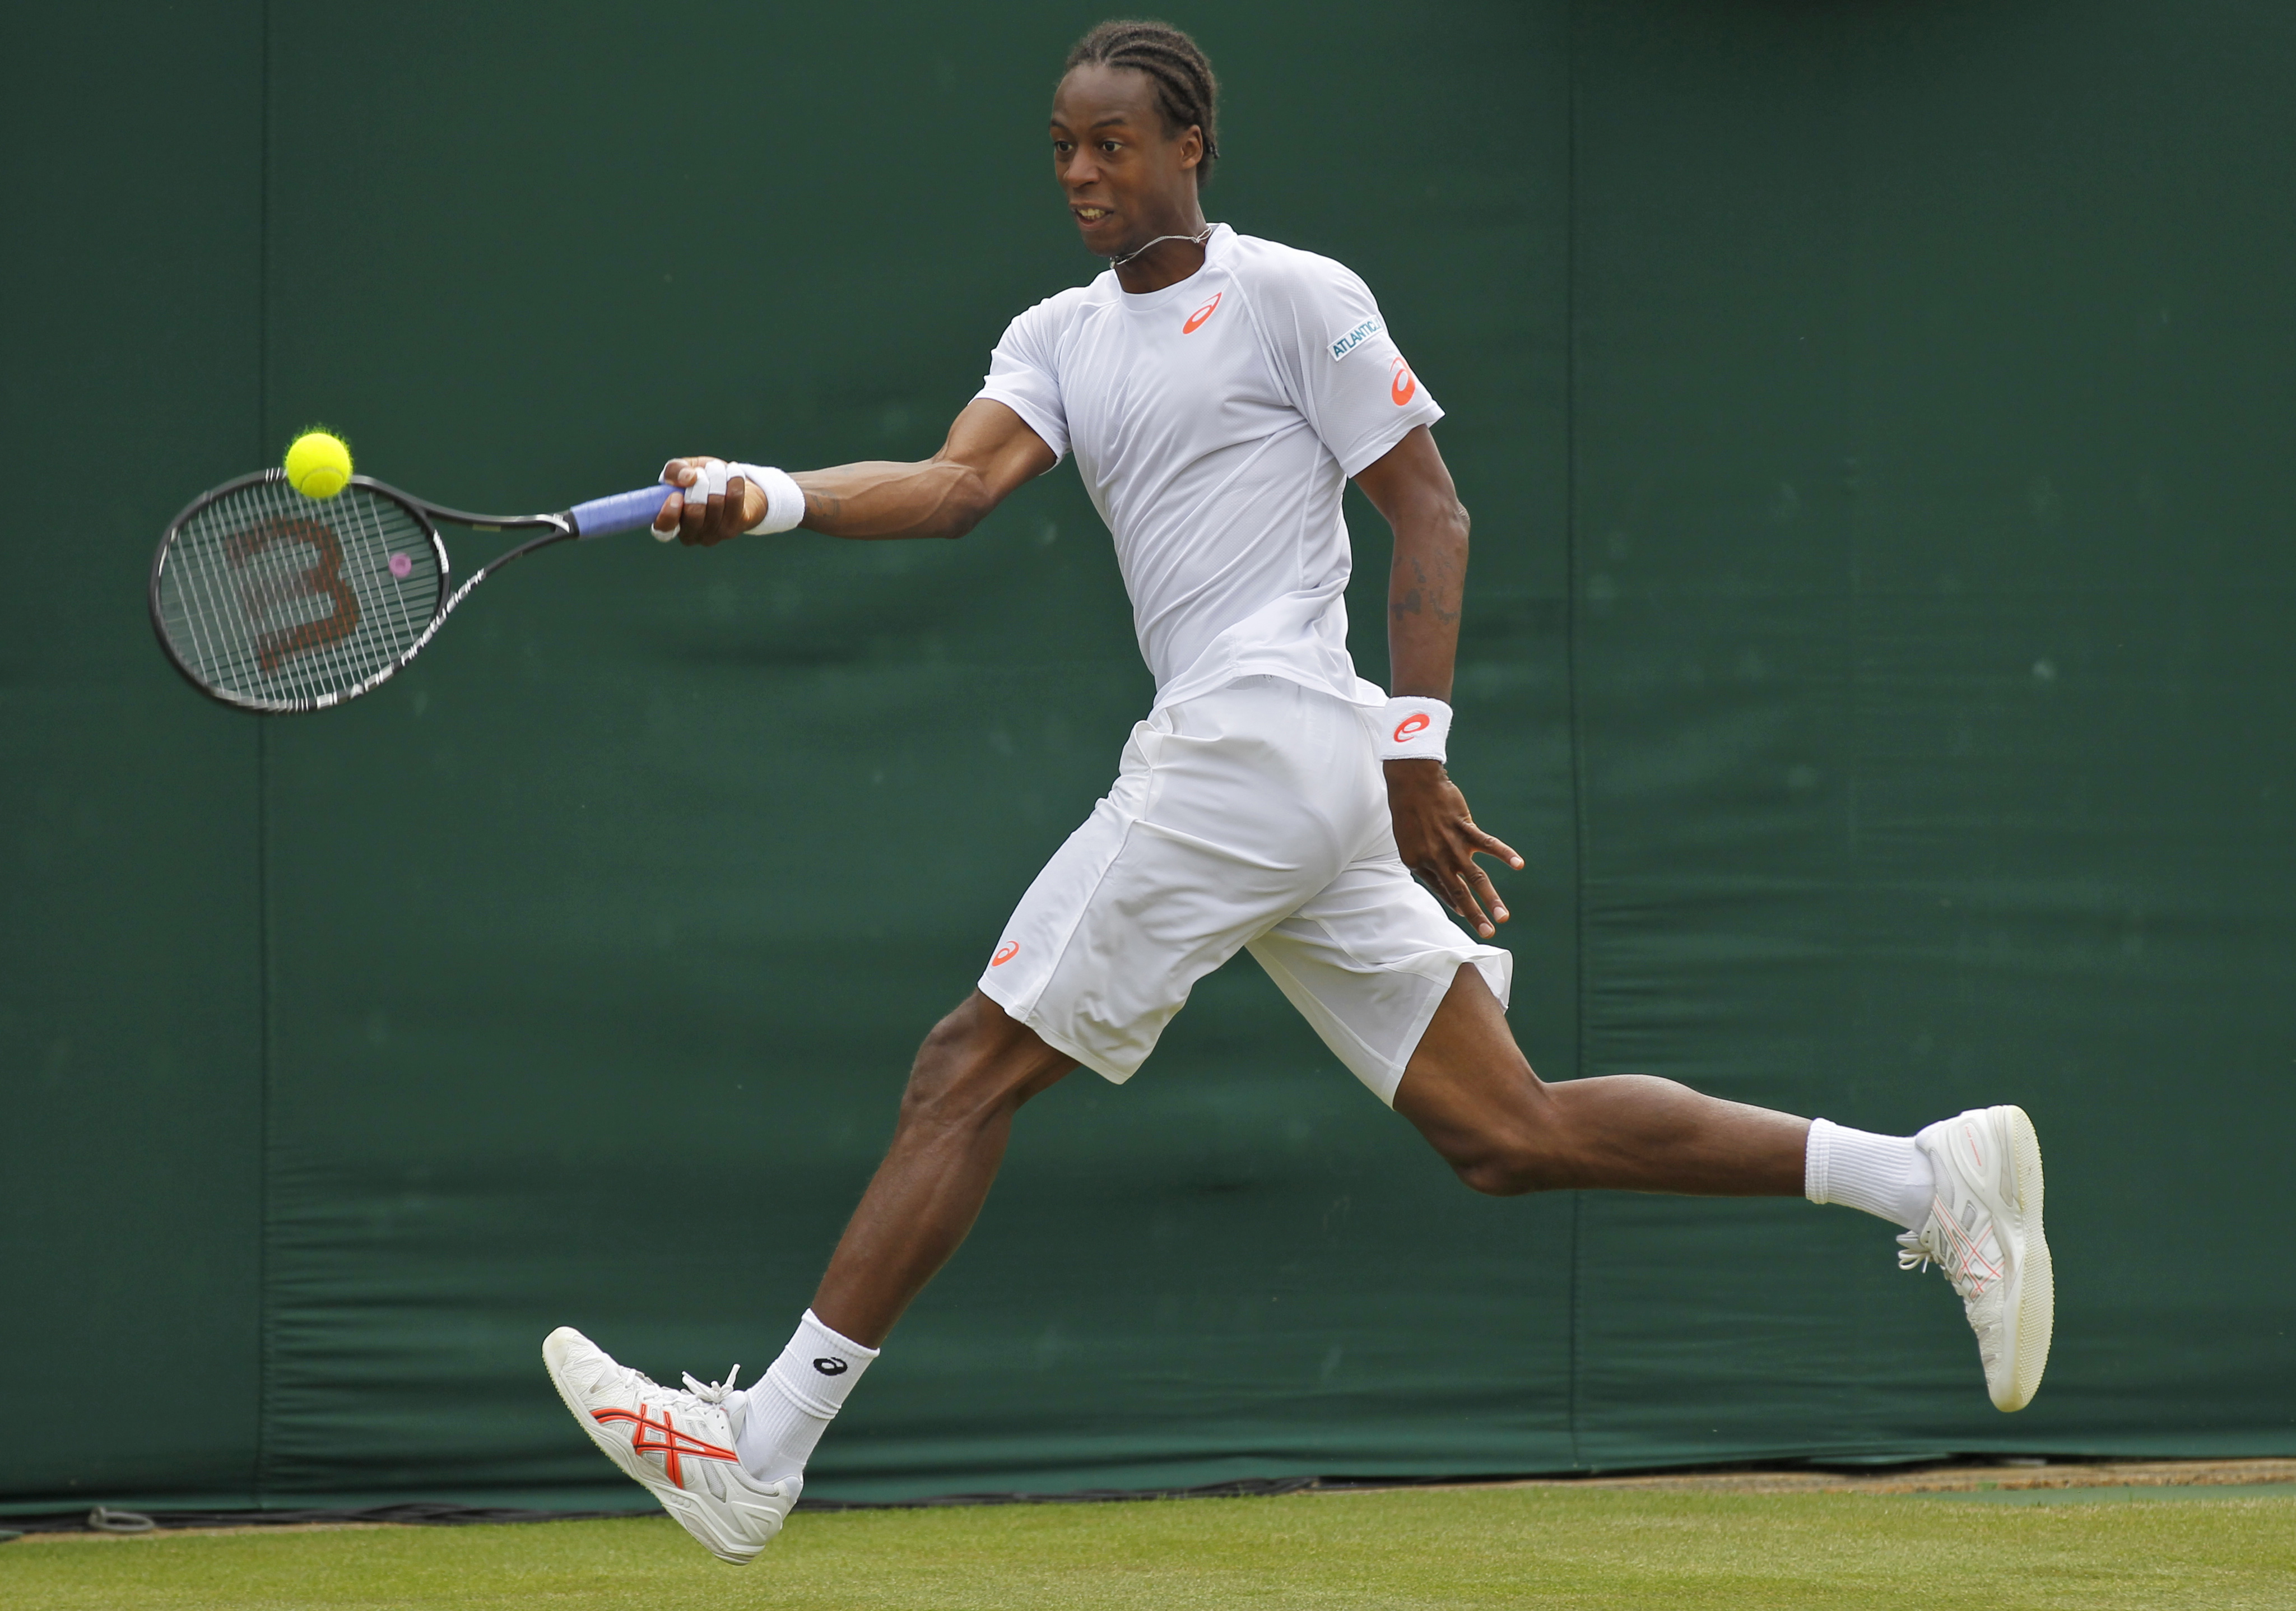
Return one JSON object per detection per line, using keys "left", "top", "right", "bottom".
{"left": 149, "top": 472, "right": 675, "bottom": 713}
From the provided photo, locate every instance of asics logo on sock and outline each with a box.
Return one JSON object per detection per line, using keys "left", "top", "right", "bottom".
{"left": 812, "top": 1357, "right": 849, "bottom": 1376}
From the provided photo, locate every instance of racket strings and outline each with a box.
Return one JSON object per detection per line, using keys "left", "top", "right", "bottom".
{"left": 157, "top": 480, "right": 442, "bottom": 709}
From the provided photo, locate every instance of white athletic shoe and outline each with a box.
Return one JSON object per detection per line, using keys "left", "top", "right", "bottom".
{"left": 1899, "top": 1106, "right": 2054, "bottom": 1412}
{"left": 542, "top": 1326, "right": 796, "bottom": 1564}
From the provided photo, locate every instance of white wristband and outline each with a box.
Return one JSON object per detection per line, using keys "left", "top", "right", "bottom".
{"left": 1373, "top": 697, "right": 1452, "bottom": 762}
{"left": 728, "top": 463, "right": 806, "bottom": 535}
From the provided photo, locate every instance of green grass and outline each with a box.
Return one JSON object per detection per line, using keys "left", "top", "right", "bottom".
{"left": 4, "top": 1487, "right": 2291, "bottom": 1610}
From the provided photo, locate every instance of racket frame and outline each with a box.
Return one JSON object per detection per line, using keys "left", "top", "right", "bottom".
{"left": 150, "top": 468, "right": 591, "bottom": 714}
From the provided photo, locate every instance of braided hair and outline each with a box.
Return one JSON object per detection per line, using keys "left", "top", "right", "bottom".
{"left": 1062, "top": 20, "right": 1221, "bottom": 188}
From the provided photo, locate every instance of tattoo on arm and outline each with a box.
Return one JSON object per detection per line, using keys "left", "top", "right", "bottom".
{"left": 1391, "top": 551, "right": 1461, "bottom": 625}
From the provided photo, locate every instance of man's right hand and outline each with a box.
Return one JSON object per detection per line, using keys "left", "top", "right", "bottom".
{"left": 654, "top": 457, "right": 766, "bottom": 546}
{"left": 648, "top": 400, "right": 1057, "bottom": 548}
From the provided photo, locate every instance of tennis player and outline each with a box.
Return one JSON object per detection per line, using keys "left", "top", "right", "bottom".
{"left": 543, "top": 21, "right": 2053, "bottom": 1564}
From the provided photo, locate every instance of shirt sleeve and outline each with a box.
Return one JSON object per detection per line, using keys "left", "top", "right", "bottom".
{"left": 974, "top": 294, "right": 1071, "bottom": 462}
{"left": 1245, "top": 250, "right": 1443, "bottom": 478}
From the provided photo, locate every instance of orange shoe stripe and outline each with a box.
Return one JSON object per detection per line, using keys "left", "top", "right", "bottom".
{"left": 593, "top": 1405, "right": 739, "bottom": 1489}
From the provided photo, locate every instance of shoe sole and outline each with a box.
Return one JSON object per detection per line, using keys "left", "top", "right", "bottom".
{"left": 1995, "top": 1105, "right": 2053, "bottom": 1412}
{"left": 541, "top": 1328, "right": 764, "bottom": 1565}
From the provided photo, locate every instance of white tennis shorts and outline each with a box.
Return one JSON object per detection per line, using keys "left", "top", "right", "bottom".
{"left": 975, "top": 676, "right": 1511, "bottom": 1105}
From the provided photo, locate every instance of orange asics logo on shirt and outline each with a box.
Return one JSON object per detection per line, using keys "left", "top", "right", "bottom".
{"left": 1182, "top": 291, "right": 1223, "bottom": 333}
{"left": 991, "top": 940, "right": 1020, "bottom": 967}
{"left": 1391, "top": 357, "right": 1418, "bottom": 406}
{"left": 1393, "top": 712, "right": 1431, "bottom": 744}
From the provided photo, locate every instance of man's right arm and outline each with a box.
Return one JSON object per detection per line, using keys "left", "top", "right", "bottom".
{"left": 658, "top": 398, "right": 1058, "bottom": 546}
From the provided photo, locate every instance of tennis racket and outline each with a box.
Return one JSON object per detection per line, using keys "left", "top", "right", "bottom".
{"left": 150, "top": 470, "right": 677, "bottom": 713}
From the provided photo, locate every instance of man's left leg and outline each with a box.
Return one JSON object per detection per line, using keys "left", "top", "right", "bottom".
{"left": 1392, "top": 963, "right": 1808, "bottom": 1197}
{"left": 1389, "top": 963, "right": 2052, "bottom": 1411}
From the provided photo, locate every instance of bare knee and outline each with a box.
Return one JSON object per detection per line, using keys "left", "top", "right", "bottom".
{"left": 896, "top": 994, "right": 1068, "bottom": 1134}
{"left": 1423, "top": 1087, "right": 1576, "bottom": 1196}
{"left": 898, "top": 1008, "right": 1011, "bottom": 1130}
{"left": 1398, "top": 1054, "right": 1576, "bottom": 1196}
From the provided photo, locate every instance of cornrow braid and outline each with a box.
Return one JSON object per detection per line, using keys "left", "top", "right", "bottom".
{"left": 1063, "top": 19, "right": 1221, "bottom": 188}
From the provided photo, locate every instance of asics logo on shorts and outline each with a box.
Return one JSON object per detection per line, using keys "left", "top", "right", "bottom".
{"left": 1391, "top": 357, "right": 1417, "bottom": 406}
{"left": 1392, "top": 712, "right": 1431, "bottom": 744}
{"left": 1183, "top": 292, "right": 1223, "bottom": 333}
{"left": 991, "top": 940, "right": 1020, "bottom": 967}
{"left": 812, "top": 1357, "right": 849, "bottom": 1376}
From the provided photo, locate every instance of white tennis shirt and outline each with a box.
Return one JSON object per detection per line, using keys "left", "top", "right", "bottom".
{"left": 976, "top": 224, "right": 1442, "bottom": 712}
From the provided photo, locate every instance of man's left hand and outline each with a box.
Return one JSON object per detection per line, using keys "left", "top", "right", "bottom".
{"left": 1384, "top": 759, "right": 1521, "bottom": 938}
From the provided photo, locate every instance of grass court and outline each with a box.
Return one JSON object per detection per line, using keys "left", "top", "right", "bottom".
{"left": 6, "top": 1480, "right": 2290, "bottom": 1610}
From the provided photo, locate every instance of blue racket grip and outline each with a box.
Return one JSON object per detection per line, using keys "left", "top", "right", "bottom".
{"left": 568, "top": 484, "right": 677, "bottom": 539}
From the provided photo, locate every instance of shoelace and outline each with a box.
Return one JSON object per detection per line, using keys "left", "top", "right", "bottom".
{"left": 619, "top": 1363, "right": 743, "bottom": 1409}
{"left": 1896, "top": 1227, "right": 1940, "bottom": 1276}
{"left": 1898, "top": 1221, "right": 1993, "bottom": 1301}
{"left": 680, "top": 1366, "right": 742, "bottom": 1406}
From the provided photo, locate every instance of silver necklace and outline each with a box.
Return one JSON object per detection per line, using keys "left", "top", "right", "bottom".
{"left": 1108, "top": 223, "right": 1214, "bottom": 268}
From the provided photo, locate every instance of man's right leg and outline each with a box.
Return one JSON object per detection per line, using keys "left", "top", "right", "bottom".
{"left": 550, "top": 678, "right": 1348, "bottom": 1557}
{"left": 731, "top": 990, "right": 1076, "bottom": 1489}
{"left": 543, "top": 991, "right": 1073, "bottom": 1562}
{"left": 812, "top": 990, "right": 1076, "bottom": 1344}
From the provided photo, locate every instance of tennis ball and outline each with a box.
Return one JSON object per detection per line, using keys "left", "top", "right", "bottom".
{"left": 284, "top": 429, "right": 354, "bottom": 499}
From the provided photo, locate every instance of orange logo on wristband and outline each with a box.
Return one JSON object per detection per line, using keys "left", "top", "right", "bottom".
{"left": 991, "top": 940, "right": 1020, "bottom": 967}
{"left": 1183, "top": 291, "right": 1222, "bottom": 333}
{"left": 1393, "top": 712, "right": 1431, "bottom": 744}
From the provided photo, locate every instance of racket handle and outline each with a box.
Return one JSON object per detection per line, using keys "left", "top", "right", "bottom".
{"left": 568, "top": 484, "right": 676, "bottom": 539}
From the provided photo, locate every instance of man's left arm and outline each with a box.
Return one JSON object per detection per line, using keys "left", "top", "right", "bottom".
{"left": 1352, "top": 425, "right": 1523, "bottom": 938}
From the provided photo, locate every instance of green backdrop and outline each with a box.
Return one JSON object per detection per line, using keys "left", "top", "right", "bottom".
{"left": 3, "top": 0, "right": 2290, "bottom": 1511}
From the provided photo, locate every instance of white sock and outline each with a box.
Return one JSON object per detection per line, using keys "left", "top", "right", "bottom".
{"left": 732, "top": 1310, "right": 878, "bottom": 1488}
{"left": 1805, "top": 1118, "right": 1934, "bottom": 1231}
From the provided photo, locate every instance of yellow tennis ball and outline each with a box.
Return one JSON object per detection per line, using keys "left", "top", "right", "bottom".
{"left": 284, "top": 429, "right": 354, "bottom": 499}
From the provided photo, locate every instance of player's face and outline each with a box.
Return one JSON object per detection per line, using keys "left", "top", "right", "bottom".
{"left": 1050, "top": 64, "right": 1204, "bottom": 258}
